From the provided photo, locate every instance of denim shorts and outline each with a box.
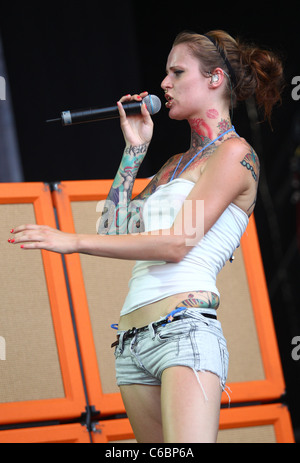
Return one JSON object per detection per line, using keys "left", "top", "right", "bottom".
{"left": 114, "top": 308, "right": 229, "bottom": 398}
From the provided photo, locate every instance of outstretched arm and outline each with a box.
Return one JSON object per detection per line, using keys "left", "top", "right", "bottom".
{"left": 9, "top": 139, "right": 255, "bottom": 263}
{"left": 8, "top": 224, "right": 184, "bottom": 263}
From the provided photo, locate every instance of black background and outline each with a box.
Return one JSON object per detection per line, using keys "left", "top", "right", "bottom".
{"left": 1, "top": 0, "right": 299, "bottom": 440}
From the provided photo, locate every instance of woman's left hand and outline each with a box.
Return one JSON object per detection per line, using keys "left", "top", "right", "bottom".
{"left": 8, "top": 225, "right": 78, "bottom": 254}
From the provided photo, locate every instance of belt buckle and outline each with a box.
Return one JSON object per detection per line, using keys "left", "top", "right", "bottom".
{"left": 126, "top": 327, "right": 137, "bottom": 338}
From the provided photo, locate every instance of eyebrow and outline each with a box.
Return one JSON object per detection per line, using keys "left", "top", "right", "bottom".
{"left": 165, "top": 64, "right": 185, "bottom": 73}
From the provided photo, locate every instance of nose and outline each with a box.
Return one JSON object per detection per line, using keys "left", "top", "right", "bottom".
{"left": 161, "top": 75, "right": 171, "bottom": 91}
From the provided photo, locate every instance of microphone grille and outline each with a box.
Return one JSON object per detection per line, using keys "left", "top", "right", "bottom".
{"left": 143, "top": 94, "right": 161, "bottom": 115}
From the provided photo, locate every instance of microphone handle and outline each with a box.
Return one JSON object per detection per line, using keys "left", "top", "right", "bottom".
{"left": 61, "top": 101, "right": 143, "bottom": 125}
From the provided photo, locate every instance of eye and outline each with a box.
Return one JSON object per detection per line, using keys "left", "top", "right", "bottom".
{"left": 174, "top": 70, "right": 184, "bottom": 76}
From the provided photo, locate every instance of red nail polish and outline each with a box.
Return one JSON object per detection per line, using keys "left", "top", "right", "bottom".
{"left": 10, "top": 229, "right": 14, "bottom": 233}
{"left": 11, "top": 239, "right": 15, "bottom": 243}
{"left": 20, "top": 245, "right": 24, "bottom": 249}
{"left": 8, "top": 239, "right": 11, "bottom": 243}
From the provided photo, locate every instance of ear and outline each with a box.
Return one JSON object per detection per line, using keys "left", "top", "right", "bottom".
{"left": 208, "top": 68, "right": 225, "bottom": 88}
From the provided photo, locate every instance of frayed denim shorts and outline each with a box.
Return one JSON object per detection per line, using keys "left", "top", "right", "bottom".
{"left": 114, "top": 308, "right": 229, "bottom": 398}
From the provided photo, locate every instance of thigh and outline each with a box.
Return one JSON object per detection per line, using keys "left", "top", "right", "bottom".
{"left": 161, "top": 366, "right": 222, "bottom": 443}
{"left": 120, "top": 384, "right": 163, "bottom": 443}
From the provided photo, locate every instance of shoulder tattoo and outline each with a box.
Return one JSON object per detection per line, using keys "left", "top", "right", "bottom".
{"left": 240, "top": 148, "right": 260, "bottom": 182}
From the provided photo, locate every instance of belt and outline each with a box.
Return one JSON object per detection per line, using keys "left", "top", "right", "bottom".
{"left": 111, "top": 311, "right": 217, "bottom": 348}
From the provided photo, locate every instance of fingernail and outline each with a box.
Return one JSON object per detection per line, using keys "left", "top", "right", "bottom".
{"left": 20, "top": 245, "right": 24, "bottom": 249}
{"left": 9, "top": 239, "right": 15, "bottom": 243}
{"left": 137, "top": 96, "right": 142, "bottom": 100}
{"left": 10, "top": 229, "right": 14, "bottom": 233}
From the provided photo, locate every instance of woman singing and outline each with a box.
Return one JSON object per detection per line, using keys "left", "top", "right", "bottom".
{"left": 9, "top": 30, "right": 283, "bottom": 442}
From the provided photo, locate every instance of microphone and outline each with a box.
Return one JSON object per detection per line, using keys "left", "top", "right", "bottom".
{"left": 46, "top": 94, "right": 161, "bottom": 126}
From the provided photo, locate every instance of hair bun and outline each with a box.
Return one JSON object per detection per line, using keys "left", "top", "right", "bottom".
{"left": 236, "top": 43, "right": 285, "bottom": 122}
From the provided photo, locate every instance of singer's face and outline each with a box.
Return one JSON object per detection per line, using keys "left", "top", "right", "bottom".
{"left": 161, "top": 44, "right": 209, "bottom": 120}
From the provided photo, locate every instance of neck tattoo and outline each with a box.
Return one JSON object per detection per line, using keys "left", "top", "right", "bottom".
{"left": 170, "top": 126, "right": 236, "bottom": 181}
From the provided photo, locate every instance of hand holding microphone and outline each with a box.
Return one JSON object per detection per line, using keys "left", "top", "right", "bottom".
{"left": 117, "top": 92, "right": 156, "bottom": 148}
{"left": 46, "top": 92, "right": 161, "bottom": 126}
{"left": 46, "top": 91, "right": 161, "bottom": 151}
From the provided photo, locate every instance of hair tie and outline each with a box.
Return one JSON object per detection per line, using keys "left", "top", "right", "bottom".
{"left": 204, "top": 34, "right": 237, "bottom": 88}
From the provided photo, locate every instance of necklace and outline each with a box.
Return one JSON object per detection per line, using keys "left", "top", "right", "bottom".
{"left": 170, "top": 126, "right": 237, "bottom": 182}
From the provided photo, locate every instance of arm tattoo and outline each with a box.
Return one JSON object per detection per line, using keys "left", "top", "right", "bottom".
{"left": 240, "top": 148, "right": 260, "bottom": 182}
{"left": 240, "top": 147, "right": 260, "bottom": 216}
{"left": 98, "top": 143, "right": 149, "bottom": 235}
{"left": 124, "top": 143, "right": 149, "bottom": 157}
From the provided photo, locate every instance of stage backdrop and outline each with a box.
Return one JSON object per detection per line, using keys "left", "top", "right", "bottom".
{"left": 0, "top": 180, "right": 294, "bottom": 443}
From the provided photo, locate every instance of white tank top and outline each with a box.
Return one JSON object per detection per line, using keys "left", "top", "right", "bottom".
{"left": 120, "top": 178, "right": 249, "bottom": 316}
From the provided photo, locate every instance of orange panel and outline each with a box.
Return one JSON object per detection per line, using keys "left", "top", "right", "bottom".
{"left": 224, "top": 215, "right": 286, "bottom": 403}
{"left": 219, "top": 404, "right": 295, "bottom": 443}
{"left": 0, "top": 183, "right": 86, "bottom": 424}
{"left": 91, "top": 404, "right": 294, "bottom": 443}
{"left": 0, "top": 423, "right": 91, "bottom": 443}
{"left": 52, "top": 179, "right": 149, "bottom": 416}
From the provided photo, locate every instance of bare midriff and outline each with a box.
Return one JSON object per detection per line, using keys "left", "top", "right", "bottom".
{"left": 118, "top": 290, "right": 219, "bottom": 330}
